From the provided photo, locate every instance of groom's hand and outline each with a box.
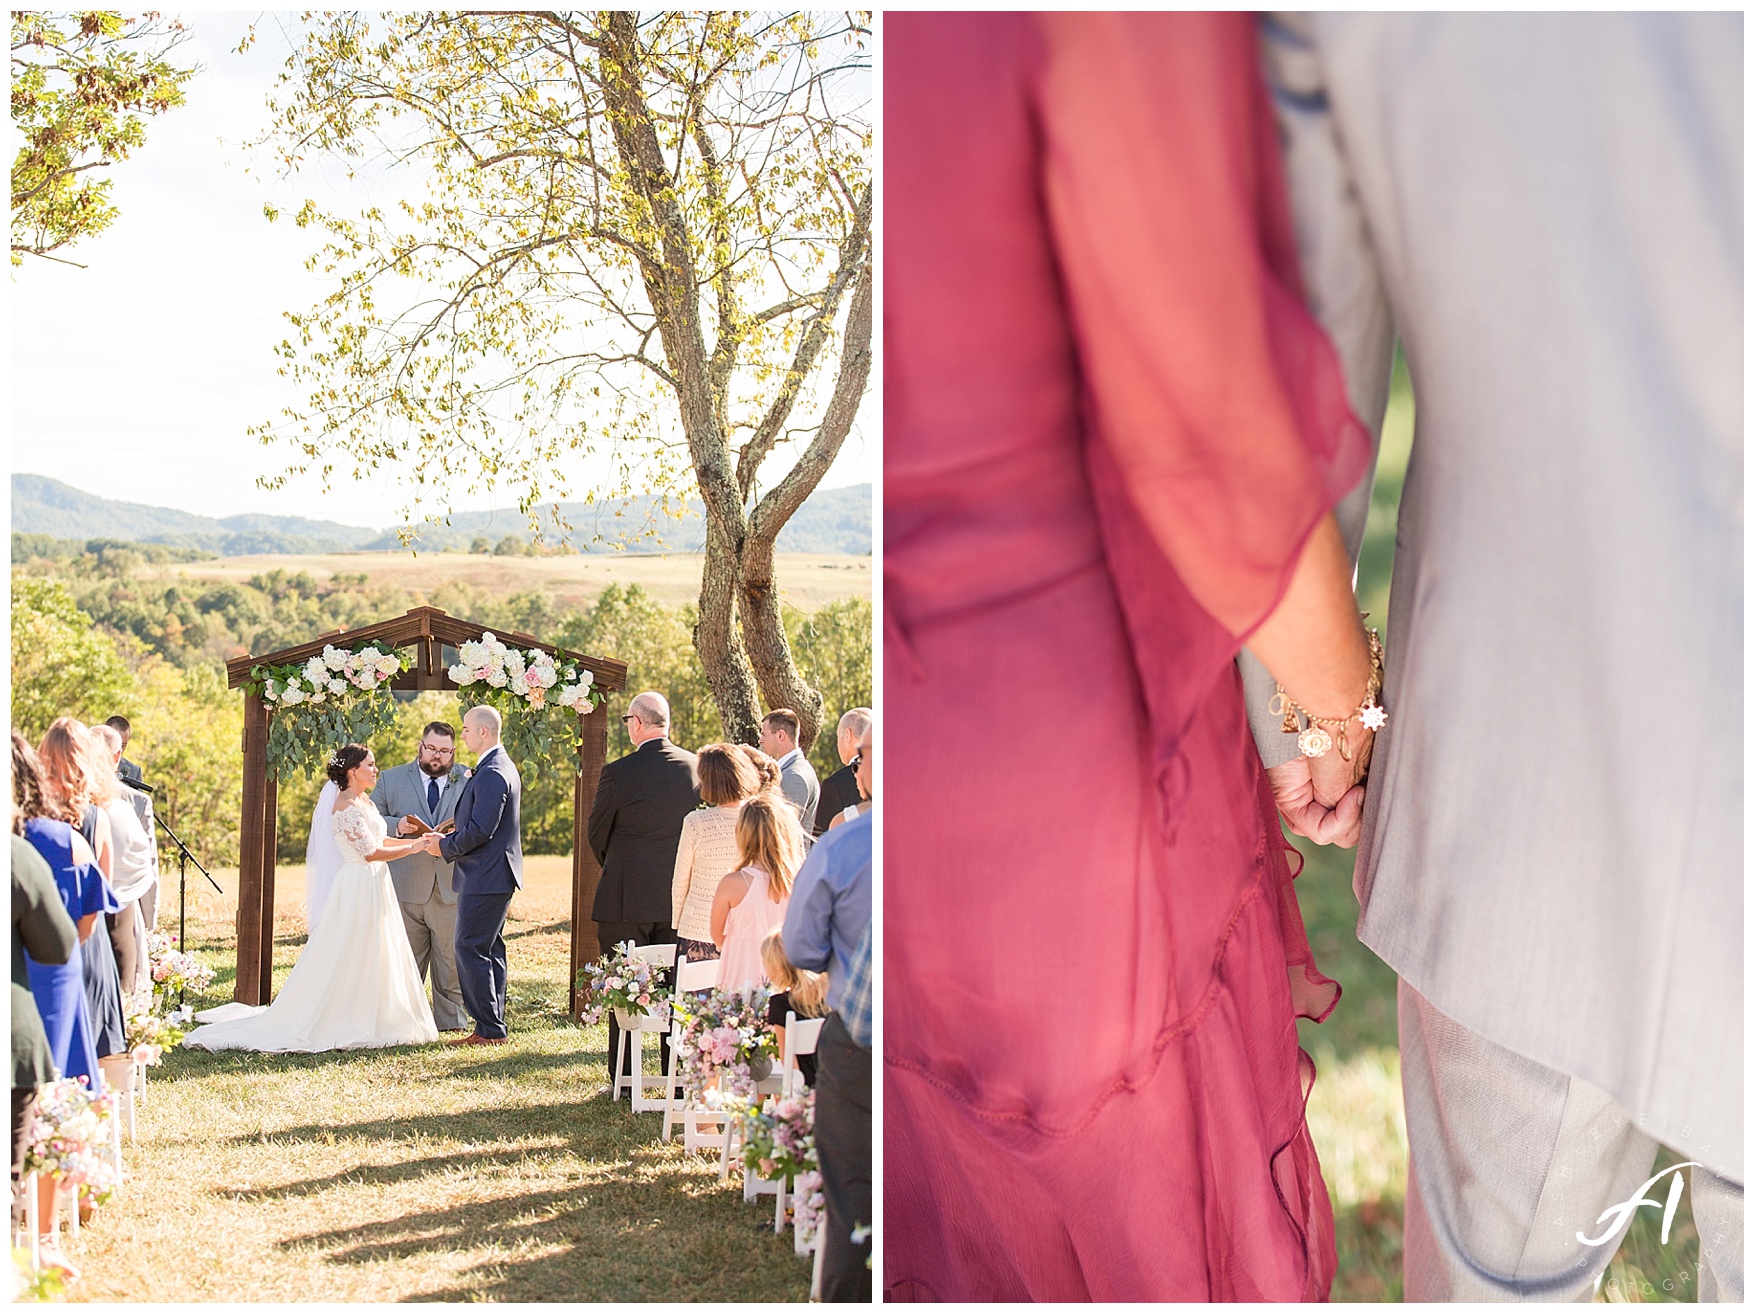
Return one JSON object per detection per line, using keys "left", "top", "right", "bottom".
{"left": 1268, "top": 758, "right": 1366, "bottom": 848}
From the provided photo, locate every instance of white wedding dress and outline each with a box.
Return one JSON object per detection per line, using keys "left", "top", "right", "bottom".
{"left": 187, "top": 803, "right": 440, "bottom": 1052}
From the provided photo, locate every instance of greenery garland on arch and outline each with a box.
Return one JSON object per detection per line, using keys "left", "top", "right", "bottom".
{"left": 249, "top": 642, "right": 410, "bottom": 779}
{"left": 448, "top": 631, "right": 606, "bottom": 770}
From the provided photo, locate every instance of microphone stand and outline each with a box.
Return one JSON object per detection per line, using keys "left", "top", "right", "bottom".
{"left": 153, "top": 811, "right": 222, "bottom": 1006}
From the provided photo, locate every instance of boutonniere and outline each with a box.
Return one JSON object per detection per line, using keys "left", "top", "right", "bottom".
{"left": 462, "top": 768, "right": 473, "bottom": 780}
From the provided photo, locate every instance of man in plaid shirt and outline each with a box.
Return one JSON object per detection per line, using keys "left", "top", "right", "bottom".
{"left": 783, "top": 720, "right": 873, "bottom": 1302}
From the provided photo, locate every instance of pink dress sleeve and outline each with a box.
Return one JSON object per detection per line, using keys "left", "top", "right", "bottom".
{"left": 1035, "top": 11, "right": 1370, "bottom": 639}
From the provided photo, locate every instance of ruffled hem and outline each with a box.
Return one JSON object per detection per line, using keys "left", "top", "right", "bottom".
{"left": 884, "top": 817, "right": 1340, "bottom": 1301}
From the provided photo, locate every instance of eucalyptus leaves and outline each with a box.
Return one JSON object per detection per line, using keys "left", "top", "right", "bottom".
{"left": 249, "top": 641, "right": 409, "bottom": 779}
{"left": 451, "top": 631, "right": 603, "bottom": 767}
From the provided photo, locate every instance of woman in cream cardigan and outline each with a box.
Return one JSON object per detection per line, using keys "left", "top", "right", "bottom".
{"left": 671, "top": 744, "right": 759, "bottom": 961}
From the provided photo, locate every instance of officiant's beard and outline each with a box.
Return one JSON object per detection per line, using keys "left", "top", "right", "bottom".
{"left": 419, "top": 759, "right": 451, "bottom": 779}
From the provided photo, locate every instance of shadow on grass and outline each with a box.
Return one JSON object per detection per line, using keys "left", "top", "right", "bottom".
{"left": 214, "top": 1101, "right": 800, "bottom": 1301}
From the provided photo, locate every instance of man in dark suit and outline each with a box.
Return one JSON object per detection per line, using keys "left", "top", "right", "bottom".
{"left": 422, "top": 705, "right": 522, "bottom": 1046}
{"left": 813, "top": 707, "right": 870, "bottom": 837}
{"left": 587, "top": 690, "right": 699, "bottom": 1094}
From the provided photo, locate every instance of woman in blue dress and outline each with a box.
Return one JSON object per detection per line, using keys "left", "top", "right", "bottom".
{"left": 13, "top": 732, "right": 106, "bottom": 1090}
{"left": 37, "top": 719, "right": 126, "bottom": 1063}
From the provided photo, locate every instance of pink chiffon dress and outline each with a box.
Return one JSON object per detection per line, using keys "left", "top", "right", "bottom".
{"left": 716, "top": 868, "right": 788, "bottom": 996}
{"left": 885, "top": 13, "right": 1372, "bottom": 1302}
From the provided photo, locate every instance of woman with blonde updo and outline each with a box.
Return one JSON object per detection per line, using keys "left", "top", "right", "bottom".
{"left": 670, "top": 744, "right": 759, "bottom": 963}
{"left": 36, "top": 718, "right": 126, "bottom": 1064}
{"left": 710, "top": 795, "right": 803, "bottom": 994}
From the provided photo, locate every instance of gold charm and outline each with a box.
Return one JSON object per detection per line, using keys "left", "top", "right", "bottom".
{"left": 1298, "top": 726, "right": 1332, "bottom": 758}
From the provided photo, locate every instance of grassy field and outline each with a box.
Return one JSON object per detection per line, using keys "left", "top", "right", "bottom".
{"left": 1291, "top": 358, "right": 1698, "bottom": 1302}
{"left": 137, "top": 550, "right": 869, "bottom": 614}
{"left": 55, "top": 859, "right": 812, "bottom": 1303}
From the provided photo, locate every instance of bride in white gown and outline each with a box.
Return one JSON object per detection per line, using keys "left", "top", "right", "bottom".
{"left": 187, "top": 744, "right": 441, "bottom": 1053}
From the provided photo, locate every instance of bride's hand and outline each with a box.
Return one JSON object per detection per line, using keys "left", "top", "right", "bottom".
{"left": 1267, "top": 758, "right": 1366, "bottom": 848}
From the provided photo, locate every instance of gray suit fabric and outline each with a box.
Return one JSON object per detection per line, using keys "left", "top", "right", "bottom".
{"left": 778, "top": 749, "right": 820, "bottom": 834}
{"left": 1255, "top": 12, "right": 1742, "bottom": 1184}
{"left": 373, "top": 760, "right": 468, "bottom": 1030}
{"left": 1400, "top": 980, "right": 1742, "bottom": 1302}
{"left": 374, "top": 761, "right": 466, "bottom": 903}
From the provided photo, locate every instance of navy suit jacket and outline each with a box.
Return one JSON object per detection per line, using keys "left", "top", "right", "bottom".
{"left": 438, "top": 745, "right": 523, "bottom": 897}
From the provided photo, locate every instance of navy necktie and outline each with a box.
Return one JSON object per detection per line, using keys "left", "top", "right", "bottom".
{"left": 428, "top": 776, "right": 441, "bottom": 816}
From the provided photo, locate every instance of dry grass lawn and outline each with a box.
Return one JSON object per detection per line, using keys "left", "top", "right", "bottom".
{"left": 59, "top": 858, "right": 810, "bottom": 1303}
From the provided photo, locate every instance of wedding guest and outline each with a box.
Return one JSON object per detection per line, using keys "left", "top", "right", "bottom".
{"left": 89, "top": 724, "right": 156, "bottom": 995}
{"left": 783, "top": 803, "right": 871, "bottom": 1301}
{"left": 710, "top": 796, "right": 801, "bottom": 994}
{"left": 588, "top": 691, "right": 698, "bottom": 1096}
{"left": 826, "top": 721, "right": 873, "bottom": 833}
{"left": 758, "top": 709, "right": 819, "bottom": 833}
{"left": 885, "top": 13, "right": 1383, "bottom": 1299}
{"left": 105, "top": 715, "right": 142, "bottom": 786}
{"left": 738, "top": 744, "right": 784, "bottom": 799}
{"left": 36, "top": 720, "right": 126, "bottom": 1066}
{"left": 14, "top": 732, "right": 105, "bottom": 1093}
{"left": 760, "top": 929, "right": 825, "bottom": 1088}
{"left": 671, "top": 744, "right": 758, "bottom": 963}
{"left": 813, "top": 708, "right": 869, "bottom": 837}
{"left": 1255, "top": 14, "right": 1742, "bottom": 1300}
{"left": 13, "top": 783, "right": 79, "bottom": 1279}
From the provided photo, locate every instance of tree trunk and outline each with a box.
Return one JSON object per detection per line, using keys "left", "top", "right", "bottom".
{"left": 696, "top": 510, "right": 763, "bottom": 744}
{"left": 738, "top": 526, "right": 825, "bottom": 750}
{"left": 740, "top": 267, "right": 873, "bottom": 752}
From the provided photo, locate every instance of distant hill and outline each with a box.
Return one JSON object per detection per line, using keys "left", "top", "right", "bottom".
{"left": 10, "top": 474, "right": 871, "bottom": 557}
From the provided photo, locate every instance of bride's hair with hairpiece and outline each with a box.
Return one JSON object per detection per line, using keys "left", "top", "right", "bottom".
{"left": 326, "top": 743, "right": 371, "bottom": 787}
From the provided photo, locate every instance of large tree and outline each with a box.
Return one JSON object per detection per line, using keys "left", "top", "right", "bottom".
{"left": 11, "top": 10, "right": 196, "bottom": 266}
{"left": 250, "top": 11, "right": 871, "bottom": 749}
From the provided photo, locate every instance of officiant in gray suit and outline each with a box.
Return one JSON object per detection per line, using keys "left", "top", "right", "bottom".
{"left": 1250, "top": 13, "right": 1741, "bottom": 1302}
{"left": 375, "top": 720, "right": 470, "bottom": 1031}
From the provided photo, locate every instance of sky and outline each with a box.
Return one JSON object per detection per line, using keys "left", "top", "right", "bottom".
{"left": 8, "top": 13, "right": 873, "bottom": 530}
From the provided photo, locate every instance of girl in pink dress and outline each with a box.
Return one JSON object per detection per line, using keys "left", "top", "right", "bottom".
{"left": 887, "top": 12, "right": 1378, "bottom": 1302}
{"left": 710, "top": 797, "right": 802, "bottom": 995}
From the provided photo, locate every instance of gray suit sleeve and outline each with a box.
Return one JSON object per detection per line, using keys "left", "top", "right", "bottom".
{"left": 1241, "top": 12, "right": 1398, "bottom": 768}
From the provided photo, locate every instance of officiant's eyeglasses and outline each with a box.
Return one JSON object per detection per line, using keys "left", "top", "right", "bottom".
{"left": 419, "top": 742, "right": 455, "bottom": 757}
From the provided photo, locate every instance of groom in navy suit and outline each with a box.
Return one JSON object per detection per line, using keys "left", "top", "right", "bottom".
{"left": 423, "top": 704, "right": 522, "bottom": 1045}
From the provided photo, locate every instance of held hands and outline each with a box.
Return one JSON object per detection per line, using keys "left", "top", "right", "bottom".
{"left": 1268, "top": 754, "right": 1368, "bottom": 849}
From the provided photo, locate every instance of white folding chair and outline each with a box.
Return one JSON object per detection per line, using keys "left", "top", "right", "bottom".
{"left": 14, "top": 1170, "right": 41, "bottom": 1272}
{"left": 810, "top": 1221, "right": 826, "bottom": 1299}
{"left": 728, "top": 1069, "right": 786, "bottom": 1189}
{"left": 662, "top": 957, "right": 724, "bottom": 1146}
{"left": 612, "top": 943, "right": 678, "bottom": 1111}
{"left": 98, "top": 1055, "right": 133, "bottom": 1181}
{"left": 773, "top": 1013, "right": 827, "bottom": 1231}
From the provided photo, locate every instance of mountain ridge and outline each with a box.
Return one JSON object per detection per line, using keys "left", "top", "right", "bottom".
{"left": 11, "top": 474, "right": 871, "bottom": 557}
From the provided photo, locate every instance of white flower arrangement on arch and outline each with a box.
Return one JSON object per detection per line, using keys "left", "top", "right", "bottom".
{"left": 259, "top": 642, "right": 406, "bottom": 707}
{"left": 448, "top": 631, "right": 599, "bottom": 713}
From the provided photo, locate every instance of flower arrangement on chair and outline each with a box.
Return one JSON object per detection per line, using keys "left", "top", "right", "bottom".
{"left": 145, "top": 929, "right": 215, "bottom": 1007}
{"left": 23, "top": 1079, "right": 119, "bottom": 1208}
{"left": 575, "top": 940, "right": 666, "bottom": 1027}
{"left": 122, "top": 987, "right": 191, "bottom": 1066}
{"left": 736, "top": 1089, "right": 822, "bottom": 1244}
{"left": 671, "top": 987, "right": 778, "bottom": 1100}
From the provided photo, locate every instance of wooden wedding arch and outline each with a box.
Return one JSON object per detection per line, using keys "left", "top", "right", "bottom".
{"left": 223, "top": 605, "right": 628, "bottom": 1023}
